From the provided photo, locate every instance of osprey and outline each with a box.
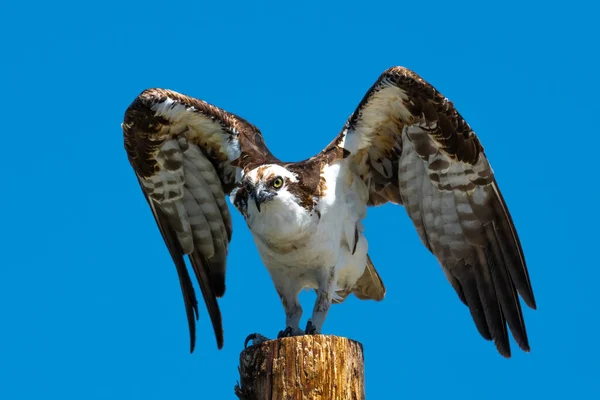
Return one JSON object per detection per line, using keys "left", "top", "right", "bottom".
{"left": 123, "top": 67, "right": 536, "bottom": 357}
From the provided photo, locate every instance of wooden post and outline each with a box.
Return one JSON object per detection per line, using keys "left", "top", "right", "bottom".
{"left": 235, "top": 335, "right": 365, "bottom": 400}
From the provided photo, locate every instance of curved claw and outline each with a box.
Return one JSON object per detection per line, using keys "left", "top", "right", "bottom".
{"left": 277, "top": 326, "right": 292, "bottom": 338}
{"left": 244, "top": 333, "right": 270, "bottom": 348}
{"left": 278, "top": 326, "right": 305, "bottom": 338}
{"left": 305, "top": 320, "right": 318, "bottom": 334}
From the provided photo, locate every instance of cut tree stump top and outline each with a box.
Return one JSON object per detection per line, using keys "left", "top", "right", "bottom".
{"left": 236, "top": 335, "right": 365, "bottom": 400}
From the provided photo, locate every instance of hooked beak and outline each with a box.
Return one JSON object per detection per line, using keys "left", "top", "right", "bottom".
{"left": 250, "top": 186, "right": 277, "bottom": 212}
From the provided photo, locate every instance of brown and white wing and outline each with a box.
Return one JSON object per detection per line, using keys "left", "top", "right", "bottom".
{"left": 334, "top": 67, "right": 536, "bottom": 357}
{"left": 123, "top": 88, "right": 272, "bottom": 352}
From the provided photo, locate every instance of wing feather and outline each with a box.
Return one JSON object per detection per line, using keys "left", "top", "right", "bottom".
{"left": 182, "top": 143, "right": 233, "bottom": 241}
{"left": 123, "top": 88, "right": 271, "bottom": 351}
{"left": 139, "top": 182, "right": 202, "bottom": 352}
{"left": 330, "top": 66, "right": 536, "bottom": 356}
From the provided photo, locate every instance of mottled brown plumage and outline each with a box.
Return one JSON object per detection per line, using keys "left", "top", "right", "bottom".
{"left": 122, "top": 66, "right": 536, "bottom": 357}
{"left": 330, "top": 66, "right": 536, "bottom": 357}
{"left": 123, "top": 88, "right": 275, "bottom": 352}
{"left": 123, "top": 88, "right": 350, "bottom": 352}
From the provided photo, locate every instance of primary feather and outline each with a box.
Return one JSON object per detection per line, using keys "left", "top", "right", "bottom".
{"left": 123, "top": 89, "right": 272, "bottom": 351}
{"left": 330, "top": 66, "right": 536, "bottom": 356}
{"left": 123, "top": 67, "right": 536, "bottom": 357}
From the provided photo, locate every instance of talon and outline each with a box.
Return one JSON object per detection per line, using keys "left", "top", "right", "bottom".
{"left": 305, "top": 320, "right": 318, "bottom": 334}
{"left": 277, "top": 326, "right": 294, "bottom": 338}
{"left": 244, "top": 333, "right": 270, "bottom": 348}
{"left": 277, "top": 326, "right": 305, "bottom": 338}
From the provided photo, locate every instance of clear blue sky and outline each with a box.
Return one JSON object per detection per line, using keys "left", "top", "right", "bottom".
{"left": 1, "top": 1, "right": 598, "bottom": 398}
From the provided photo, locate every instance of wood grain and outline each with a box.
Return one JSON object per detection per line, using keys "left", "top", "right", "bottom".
{"left": 235, "top": 335, "right": 365, "bottom": 400}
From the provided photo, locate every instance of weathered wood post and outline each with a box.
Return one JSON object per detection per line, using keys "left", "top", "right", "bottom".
{"left": 235, "top": 335, "right": 365, "bottom": 400}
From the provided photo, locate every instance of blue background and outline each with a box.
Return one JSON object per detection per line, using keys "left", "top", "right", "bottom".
{"left": 2, "top": 0, "right": 598, "bottom": 398}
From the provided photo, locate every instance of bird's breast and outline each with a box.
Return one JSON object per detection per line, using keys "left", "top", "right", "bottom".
{"left": 252, "top": 200, "right": 349, "bottom": 271}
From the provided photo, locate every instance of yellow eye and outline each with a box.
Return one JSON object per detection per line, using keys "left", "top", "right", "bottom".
{"left": 272, "top": 177, "right": 284, "bottom": 189}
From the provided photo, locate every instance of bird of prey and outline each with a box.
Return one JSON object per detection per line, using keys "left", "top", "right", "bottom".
{"left": 122, "top": 66, "right": 536, "bottom": 357}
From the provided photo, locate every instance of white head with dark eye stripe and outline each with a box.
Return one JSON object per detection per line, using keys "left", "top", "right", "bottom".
{"left": 243, "top": 164, "right": 300, "bottom": 213}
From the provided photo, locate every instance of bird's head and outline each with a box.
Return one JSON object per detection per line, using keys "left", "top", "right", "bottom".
{"left": 243, "top": 164, "right": 300, "bottom": 213}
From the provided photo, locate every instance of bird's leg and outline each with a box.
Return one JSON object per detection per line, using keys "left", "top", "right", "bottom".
{"left": 306, "top": 266, "right": 336, "bottom": 334}
{"left": 246, "top": 287, "right": 303, "bottom": 347}
{"left": 277, "top": 289, "right": 304, "bottom": 338}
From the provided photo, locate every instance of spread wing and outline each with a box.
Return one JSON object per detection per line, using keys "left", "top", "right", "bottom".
{"left": 334, "top": 67, "right": 536, "bottom": 357}
{"left": 123, "top": 89, "right": 273, "bottom": 352}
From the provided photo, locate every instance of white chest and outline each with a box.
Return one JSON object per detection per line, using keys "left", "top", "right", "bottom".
{"left": 248, "top": 163, "right": 348, "bottom": 267}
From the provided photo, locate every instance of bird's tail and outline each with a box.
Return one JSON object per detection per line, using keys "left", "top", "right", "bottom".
{"left": 334, "top": 254, "right": 386, "bottom": 303}
{"left": 352, "top": 254, "right": 386, "bottom": 301}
